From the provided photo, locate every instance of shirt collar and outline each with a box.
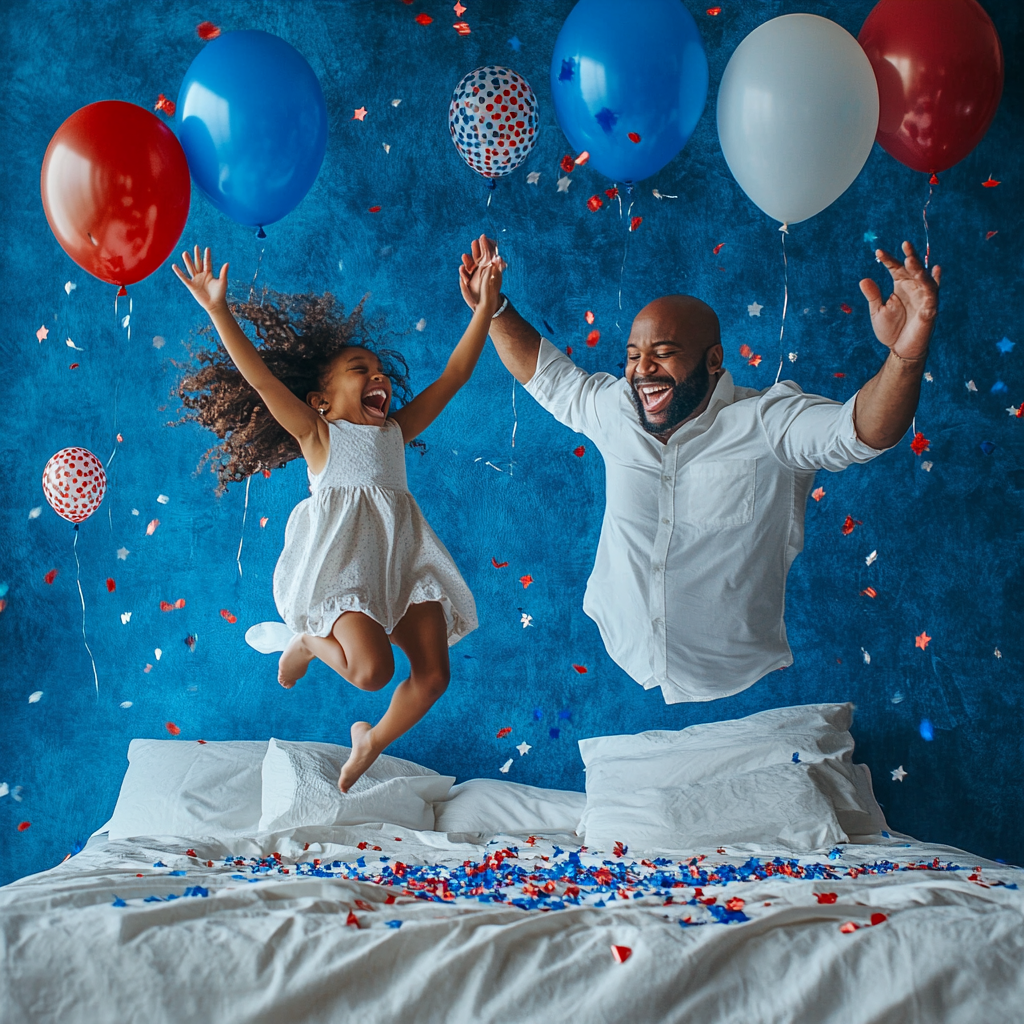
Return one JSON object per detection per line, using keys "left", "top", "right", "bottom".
{"left": 663, "top": 369, "right": 735, "bottom": 445}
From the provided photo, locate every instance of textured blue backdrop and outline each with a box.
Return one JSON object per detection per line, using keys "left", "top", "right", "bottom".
{"left": 1, "top": 0, "right": 1021, "bottom": 887}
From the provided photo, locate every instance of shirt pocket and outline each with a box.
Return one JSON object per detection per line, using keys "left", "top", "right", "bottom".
{"left": 679, "top": 459, "right": 756, "bottom": 529}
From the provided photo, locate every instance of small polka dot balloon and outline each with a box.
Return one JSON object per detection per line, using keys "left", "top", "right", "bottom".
{"left": 42, "top": 447, "right": 107, "bottom": 524}
{"left": 449, "top": 66, "right": 539, "bottom": 182}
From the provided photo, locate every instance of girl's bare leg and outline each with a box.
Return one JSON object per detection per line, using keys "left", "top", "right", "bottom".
{"left": 278, "top": 612, "right": 394, "bottom": 689}
{"left": 338, "top": 601, "right": 450, "bottom": 792}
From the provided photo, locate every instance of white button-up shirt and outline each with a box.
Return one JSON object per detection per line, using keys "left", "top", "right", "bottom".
{"left": 524, "top": 338, "right": 889, "bottom": 704}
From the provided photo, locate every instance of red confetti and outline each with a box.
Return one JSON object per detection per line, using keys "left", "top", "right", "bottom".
{"left": 185, "top": 849, "right": 197, "bottom": 858}
{"left": 17, "top": 821, "right": 30, "bottom": 832}
{"left": 841, "top": 515, "right": 862, "bottom": 536}
{"left": 262, "top": 469, "right": 271, "bottom": 478}
{"left": 627, "top": 132, "right": 641, "bottom": 143}
{"left": 613, "top": 841, "right": 627, "bottom": 857}
{"left": 566, "top": 347, "right": 573, "bottom": 356}
{"left": 840, "top": 303, "right": 852, "bottom": 314}
{"left": 587, "top": 195, "right": 604, "bottom": 212}
{"left": 146, "top": 519, "right": 159, "bottom": 535}
{"left": 196, "top": 21, "right": 220, "bottom": 39}
{"left": 586, "top": 330, "right": 600, "bottom": 347}
{"left": 491, "top": 557, "right": 509, "bottom": 568}
{"left": 496, "top": 727, "right": 512, "bottom": 738}
{"left": 44, "top": 569, "right": 58, "bottom": 585}
{"left": 573, "top": 446, "right": 586, "bottom": 457}
{"left": 220, "top": 609, "right": 238, "bottom": 623}
{"left": 1016, "top": 402, "right": 1024, "bottom": 419}
{"left": 0, "top": 599, "right": 6, "bottom": 614}
{"left": 611, "top": 945, "right": 632, "bottom": 964}
{"left": 519, "top": 575, "right": 534, "bottom": 588}
{"left": 986, "top": 231, "right": 999, "bottom": 240}
{"left": 560, "top": 154, "right": 575, "bottom": 174}
{"left": 369, "top": 206, "right": 382, "bottom": 213}
{"left": 415, "top": 12, "right": 433, "bottom": 24}
{"left": 982, "top": 176, "right": 1001, "bottom": 187}
{"left": 165, "top": 722, "right": 181, "bottom": 736}
{"left": 833, "top": 373, "right": 846, "bottom": 378}
{"left": 929, "top": 173, "right": 939, "bottom": 185}
{"left": 839, "top": 922, "right": 859, "bottom": 933}
{"left": 574, "top": 151, "right": 590, "bottom": 166}
{"left": 860, "top": 587, "right": 877, "bottom": 598}
{"left": 815, "top": 892, "right": 838, "bottom": 904}
{"left": 69, "top": 363, "right": 79, "bottom": 370}
{"left": 259, "top": 517, "right": 269, "bottom": 528}
{"left": 154, "top": 94, "right": 176, "bottom": 117}
{"left": 725, "top": 897, "right": 745, "bottom": 911}
{"left": 585, "top": 311, "right": 595, "bottom": 324}
{"left": 713, "top": 242, "right": 725, "bottom": 255}
{"left": 346, "top": 910, "right": 361, "bottom": 928}
{"left": 915, "top": 631, "right": 932, "bottom": 650}
{"left": 811, "top": 486, "right": 825, "bottom": 501}
{"left": 629, "top": 216, "right": 643, "bottom": 232}
{"left": 106, "top": 578, "right": 116, "bottom": 592}
{"left": 352, "top": 107, "right": 368, "bottom": 121}
{"left": 739, "top": 344, "right": 753, "bottom": 358}
{"left": 910, "top": 432, "right": 930, "bottom": 455}
{"left": 453, "top": 0, "right": 466, "bottom": 14}
{"left": 748, "top": 354, "right": 762, "bottom": 368}
{"left": 453, "top": 21, "right": 471, "bottom": 35}
{"left": 159, "top": 599, "right": 186, "bottom": 612}
{"left": 604, "top": 187, "right": 619, "bottom": 200}
{"left": 870, "top": 912, "right": 888, "bottom": 926}
{"left": 197, "top": 739, "right": 207, "bottom": 744}
{"left": 572, "top": 664, "right": 588, "bottom": 674}
{"left": 707, "top": 6, "right": 722, "bottom": 13}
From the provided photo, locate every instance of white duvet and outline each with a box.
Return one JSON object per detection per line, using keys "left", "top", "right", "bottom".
{"left": 2, "top": 825, "right": 1023, "bottom": 1024}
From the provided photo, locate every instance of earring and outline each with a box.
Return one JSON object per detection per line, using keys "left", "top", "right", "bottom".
{"left": 318, "top": 405, "right": 327, "bottom": 418}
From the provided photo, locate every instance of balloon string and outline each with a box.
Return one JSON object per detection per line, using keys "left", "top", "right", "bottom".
{"left": 236, "top": 474, "right": 251, "bottom": 578}
{"left": 775, "top": 225, "right": 790, "bottom": 386}
{"left": 618, "top": 199, "right": 634, "bottom": 315}
{"left": 250, "top": 241, "right": 266, "bottom": 304}
{"left": 922, "top": 178, "right": 935, "bottom": 269}
{"left": 73, "top": 525, "right": 99, "bottom": 695}
{"left": 511, "top": 378, "right": 518, "bottom": 450}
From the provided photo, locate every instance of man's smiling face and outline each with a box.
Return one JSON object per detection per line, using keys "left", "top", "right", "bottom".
{"left": 625, "top": 295, "right": 724, "bottom": 439}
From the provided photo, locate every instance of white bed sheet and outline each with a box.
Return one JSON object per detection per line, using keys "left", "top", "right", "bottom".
{"left": 2, "top": 824, "right": 1023, "bottom": 1024}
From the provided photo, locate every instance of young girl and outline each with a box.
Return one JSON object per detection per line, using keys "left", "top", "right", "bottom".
{"left": 173, "top": 245, "right": 505, "bottom": 790}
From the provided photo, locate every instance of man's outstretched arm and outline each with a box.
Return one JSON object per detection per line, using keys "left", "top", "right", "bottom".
{"left": 459, "top": 234, "right": 541, "bottom": 384}
{"left": 853, "top": 241, "right": 941, "bottom": 450}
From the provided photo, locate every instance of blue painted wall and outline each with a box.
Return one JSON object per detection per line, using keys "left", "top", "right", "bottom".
{"left": 1, "top": 0, "right": 1021, "bottom": 886}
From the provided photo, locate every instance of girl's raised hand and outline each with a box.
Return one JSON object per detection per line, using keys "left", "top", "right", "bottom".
{"left": 477, "top": 254, "right": 506, "bottom": 317}
{"left": 172, "top": 245, "right": 229, "bottom": 314}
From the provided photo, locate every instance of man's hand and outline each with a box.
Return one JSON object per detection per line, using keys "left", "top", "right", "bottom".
{"left": 459, "top": 234, "right": 500, "bottom": 313}
{"left": 859, "top": 241, "right": 941, "bottom": 361}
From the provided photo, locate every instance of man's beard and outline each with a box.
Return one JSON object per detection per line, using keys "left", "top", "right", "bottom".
{"left": 629, "top": 361, "right": 711, "bottom": 437}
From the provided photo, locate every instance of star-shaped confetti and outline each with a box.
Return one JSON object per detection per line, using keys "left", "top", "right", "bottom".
{"left": 982, "top": 175, "right": 1000, "bottom": 187}
{"left": 521, "top": 613, "right": 533, "bottom": 628}
{"left": 36, "top": 325, "right": 48, "bottom": 342}
{"left": 921, "top": 461, "right": 933, "bottom": 471}
{"left": 508, "top": 35, "right": 521, "bottom": 51}
{"left": 526, "top": 171, "right": 541, "bottom": 184}
{"left": 453, "top": 1, "right": 466, "bottom": 14}
{"left": 891, "top": 766, "right": 907, "bottom": 782}
{"left": 811, "top": 487, "right": 825, "bottom": 501}
{"left": 117, "top": 547, "right": 129, "bottom": 560}
{"left": 747, "top": 302, "right": 763, "bottom": 317}
{"left": 557, "top": 176, "right": 571, "bottom": 193}
{"left": 516, "top": 741, "right": 531, "bottom": 756}
{"left": 863, "top": 231, "right": 878, "bottom": 244}
{"left": 352, "top": 107, "right": 368, "bottom": 121}
{"left": 519, "top": 575, "right": 533, "bottom": 588}
{"left": 997, "top": 337, "right": 1015, "bottom": 353}
{"left": 966, "top": 380, "right": 977, "bottom": 392}
{"left": 915, "top": 631, "right": 931, "bottom": 650}
{"left": 995, "top": 648, "right": 1002, "bottom": 658}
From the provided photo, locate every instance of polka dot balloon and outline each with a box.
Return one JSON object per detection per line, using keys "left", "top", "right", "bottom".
{"left": 42, "top": 447, "right": 107, "bottom": 524}
{"left": 449, "top": 66, "right": 539, "bottom": 181}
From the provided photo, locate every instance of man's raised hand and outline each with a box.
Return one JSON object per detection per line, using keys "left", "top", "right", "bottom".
{"left": 858, "top": 241, "right": 941, "bottom": 361}
{"left": 459, "top": 234, "right": 500, "bottom": 312}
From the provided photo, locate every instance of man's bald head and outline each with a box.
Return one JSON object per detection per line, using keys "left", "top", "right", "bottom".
{"left": 624, "top": 295, "right": 724, "bottom": 440}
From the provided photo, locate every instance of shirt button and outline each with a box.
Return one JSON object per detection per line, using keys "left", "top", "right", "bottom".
{"left": 661, "top": 517, "right": 670, "bottom": 524}
{"left": 662, "top": 475, "right": 671, "bottom": 482}
{"left": 653, "top": 618, "right": 663, "bottom": 627}
{"left": 652, "top": 565, "right": 663, "bottom": 573}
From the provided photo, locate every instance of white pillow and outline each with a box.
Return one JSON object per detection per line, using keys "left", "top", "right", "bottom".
{"left": 107, "top": 739, "right": 267, "bottom": 841}
{"left": 579, "top": 703, "right": 886, "bottom": 837}
{"left": 434, "top": 779, "right": 586, "bottom": 836}
{"left": 581, "top": 762, "right": 847, "bottom": 854}
{"left": 259, "top": 738, "right": 455, "bottom": 832}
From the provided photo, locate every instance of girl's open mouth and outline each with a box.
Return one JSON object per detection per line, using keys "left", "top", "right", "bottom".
{"left": 362, "top": 388, "right": 388, "bottom": 417}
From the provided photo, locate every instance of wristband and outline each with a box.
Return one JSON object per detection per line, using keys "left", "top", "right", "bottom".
{"left": 491, "top": 294, "right": 509, "bottom": 319}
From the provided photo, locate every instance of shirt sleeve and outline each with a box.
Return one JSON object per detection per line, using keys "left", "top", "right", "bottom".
{"left": 522, "top": 337, "right": 622, "bottom": 440}
{"left": 756, "top": 380, "right": 895, "bottom": 472}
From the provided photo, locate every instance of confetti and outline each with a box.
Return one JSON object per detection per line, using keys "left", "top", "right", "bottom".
{"left": 120, "top": 612, "right": 131, "bottom": 625}
{"left": 146, "top": 519, "right": 159, "bottom": 535}
{"left": 929, "top": 173, "right": 939, "bottom": 185}
{"left": 36, "top": 325, "right": 48, "bottom": 342}
{"left": 491, "top": 558, "right": 509, "bottom": 568}
{"left": 453, "top": 21, "right": 471, "bottom": 35}
{"left": 185, "top": 634, "right": 197, "bottom": 651}
{"left": 574, "top": 446, "right": 585, "bottom": 457}
{"left": 841, "top": 516, "right": 862, "bottom": 536}
{"left": 574, "top": 151, "right": 590, "bottom": 166}
{"left": 840, "top": 303, "right": 852, "bottom": 314}
{"left": 966, "top": 380, "right": 977, "bottom": 392}
{"left": 346, "top": 910, "right": 361, "bottom": 928}
{"left": 891, "top": 766, "right": 907, "bottom": 782}
{"left": 44, "top": 569, "right": 58, "bottom": 585}
{"left": 392, "top": 99, "right": 402, "bottom": 107}
{"left": 811, "top": 487, "right": 825, "bottom": 502}
{"left": 155, "top": 648, "right": 163, "bottom": 661}
{"left": 516, "top": 741, "right": 532, "bottom": 756}
{"left": 986, "top": 231, "right": 999, "bottom": 240}
{"left": 557, "top": 176, "right": 571, "bottom": 193}
{"left": 499, "top": 759, "right": 513, "bottom": 774}
{"left": 369, "top": 206, "right": 382, "bottom": 213}
{"left": 220, "top": 609, "right": 238, "bottom": 623}
{"left": 28, "top": 691, "right": 42, "bottom": 703}
{"left": 627, "top": 132, "right": 641, "bottom": 143}
{"left": 106, "top": 578, "right": 116, "bottom": 592}
{"left": 153, "top": 335, "right": 165, "bottom": 349}
{"left": 815, "top": 892, "right": 838, "bottom": 904}
{"left": 613, "top": 842, "right": 628, "bottom": 857}
{"left": 870, "top": 913, "right": 887, "bottom": 926}
{"left": 586, "top": 330, "right": 600, "bottom": 347}
{"left": 605, "top": 187, "right": 619, "bottom": 200}
{"left": 860, "top": 587, "right": 877, "bottom": 599}
{"left": 866, "top": 550, "right": 877, "bottom": 565}
{"left": 64, "top": 281, "right": 76, "bottom": 294}
{"left": 560, "top": 154, "right": 575, "bottom": 174}
{"left": 910, "top": 432, "right": 930, "bottom": 455}
{"left": 415, "top": 13, "right": 433, "bottom": 24}
{"left": 979, "top": 441, "right": 996, "bottom": 455}
{"left": 353, "top": 107, "right": 368, "bottom": 121}
{"left": 526, "top": 172, "right": 541, "bottom": 184}
{"left": 521, "top": 613, "right": 533, "bottom": 628}
{"left": 157, "top": 494, "right": 169, "bottom": 505}
{"left": 919, "top": 719, "right": 934, "bottom": 741}
{"left": 982, "top": 176, "right": 1001, "bottom": 187}
{"left": 144, "top": 665, "right": 153, "bottom": 674}
{"left": 747, "top": 302, "right": 763, "bottom": 316}
{"left": 17, "top": 822, "right": 30, "bottom": 832}
{"left": 29, "top": 507, "right": 42, "bottom": 519}
{"left": 117, "top": 547, "right": 129, "bottom": 559}
{"left": 572, "top": 664, "right": 588, "bottom": 674}
{"left": 496, "top": 727, "right": 512, "bottom": 739}
{"left": 713, "top": 243, "right": 725, "bottom": 255}
{"left": 154, "top": 93, "right": 176, "bottom": 117}
{"left": 839, "top": 922, "right": 859, "bottom": 934}
{"left": 997, "top": 337, "right": 1015, "bottom": 353}
{"left": 611, "top": 945, "right": 632, "bottom": 963}
{"left": 454, "top": 1, "right": 466, "bottom": 14}
{"left": 995, "top": 648, "right": 1002, "bottom": 658}
{"left": 549, "top": 727, "right": 560, "bottom": 739}
{"left": 740, "top": 344, "right": 753, "bottom": 359}
{"left": 509, "top": 35, "right": 521, "bottom": 51}
{"left": 66, "top": 337, "right": 83, "bottom": 350}
{"left": 196, "top": 21, "right": 220, "bottom": 39}
{"left": 861, "top": 648, "right": 871, "bottom": 664}
{"left": 519, "top": 575, "right": 534, "bottom": 588}
{"left": 915, "top": 631, "right": 932, "bottom": 650}
{"left": 629, "top": 216, "right": 643, "bottom": 232}
{"left": 159, "top": 599, "right": 186, "bottom": 611}
{"left": 69, "top": 363, "right": 79, "bottom": 370}
{"left": 587, "top": 195, "right": 604, "bottom": 212}
{"left": 707, "top": 6, "right": 722, "bottom": 13}
{"left": 833, "top": 373, "right": 846, "bottom": 378}
{"left": 260, "top": 517, "right": 269, "bottom": 528}
{"left": 165, "top": 722, "right": 180, "bottom": 736}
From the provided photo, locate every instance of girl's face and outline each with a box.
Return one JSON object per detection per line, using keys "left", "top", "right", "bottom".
{"left": 309, "top": 347, "right": 393, "bottom": 426}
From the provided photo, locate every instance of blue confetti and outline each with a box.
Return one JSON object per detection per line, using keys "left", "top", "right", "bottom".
{"left": 920, "top": 719, "right": 934, "bottom": 741}
{"left": 168, "top": 870, "right": 187, "bottom": 877}
{"left": 991, "top": 380, "right": 1008, "bottom": 394}
{"left": 508, "top": 36, "right": 521, "bottom": 51}
{"left": 152, "top": 861, "right": 167, "bottom": 868}
{"left": 828, "top": 848, "right": 844, "bottom": 860}
{"left": 0, "top": 583, "right": 8, "bottom": 598}
{"left": 533, "top": 707, "right": 544, "bottom": 721}
{"left": 385, "top": 920, "right": 402, "bottom": 928}
{"left": 997, "top": 337, "right": 1015, "bottom": 354}
{"left": 881, "top": 831, "right": 890, "bottom": 838}
{"left": 863, "top": 231, "right": 878, "bottom": 244}
{"left": 791, "top": 752, "right": 801, "bottom": 763}
{"left": 980, "top": 441, "right": 996, "bottom": 455}
{"left": 549, "top": 728, "right": 560, "bottom": 739}
{"left": 111, "top": 895, "right": 126, "bottom": 907}
{"left": 558, "top": 709, "right": 571, "bottom": 720}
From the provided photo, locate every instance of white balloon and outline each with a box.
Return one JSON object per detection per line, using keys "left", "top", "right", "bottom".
{"left": 717, "top": 14, "right": 879, "bottom": 226}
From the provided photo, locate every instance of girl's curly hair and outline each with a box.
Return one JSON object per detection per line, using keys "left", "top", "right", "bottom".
{"left": 175, "top": 290, "right": 412, "bottom": 493}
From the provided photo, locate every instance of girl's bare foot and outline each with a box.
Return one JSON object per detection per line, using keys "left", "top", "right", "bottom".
{"left": 278, "top": 634, "right": 314, "bottom": 688}
{"left": 338, "top": 721, "right": 380, "bottom": 792}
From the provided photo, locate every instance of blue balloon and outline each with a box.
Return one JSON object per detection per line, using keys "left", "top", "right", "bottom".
{"left": 550, "top": 0, "right": 708, "bottom": 184}
{"left": 177, "top": 30, "right": 328, "bottom": 230}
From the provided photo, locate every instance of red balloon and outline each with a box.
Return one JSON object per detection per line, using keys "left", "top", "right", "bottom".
{"left": 40, "top": 101, "right": 191, "bottom": 290}
{"left": 859, "top": 0, "right": 1004, "bottom": 174}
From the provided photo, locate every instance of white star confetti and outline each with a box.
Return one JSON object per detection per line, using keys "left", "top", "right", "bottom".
{"left": 499, "top": 758, "right": 513, "bottom": 774}
{"left": 153, "top": 336, "right": 165, "bottom": 349}
{"left": 521, "top": 613, "right": 533, "bottom": 628}
{"left": 747, "top": 302, "right": 763, "bottom": 317}
{"left": 120, "top": 612, "right": 132, "bottom": 625}
{"left": 788, "top": 352, "right": 798, "bottom": 362}
{"left": 966, "top": 380, "right": 977, "bottom": 392}
{"left": 391, "top": 98, "right": 402, "bottom": 107}
{"left": 556, "top": 175, "right": 571, "bottom": 193}
{"left": 924, "top": 372, "right": 933, "bottom": 382}
{"left": 64, "top": 281, "right": 76, "bottom": 295}
{"left": 157, "top": 494, "right": 169, "bottom": 505}
{"left": 891, "top": 766, "right": 907, "bottom": 782}
{"left": 866, "top": 550, "right": 877, "bottom": 566}
{"left": 861, "top": 648, "right": 871, "bottom": 665}
{"left": 28, "top": 507, "right": 41, "bottom": 520}
{"left": 66, "top": 337, "right": 84, "bottom": 350}
{"left": 120, "top": 701, "right": 133, "bottom": 709}
{"left": 117, "top": 547, "right": 129, "bottom": 559}
{"left": 155, "top": 648, "right": 163, "bottom": 661}
{"left": 995, "top": 648, "right": 1002, "bottom": 658}
{"left": 0, "top": 783, "right": 7, "bottom": 798}
{"left": 383, "top": 143, "right": 390, "bottom": 154}
{"left": 415, "top": 319, "right": 427, "bottom": 331}
{"left": 527, "top": 171, "right": 541, "bottom": 184}
{"left": 28, "top": 691, "right": 42, "bottom": 703}
{"left": 921, "top": 461, "right": 933, "bottom": 472}
{"left": 131, "top": 509, "right": 139, "bottom": 516}
{"left": 516, "top": 741, "right": 532, "bottom": 756}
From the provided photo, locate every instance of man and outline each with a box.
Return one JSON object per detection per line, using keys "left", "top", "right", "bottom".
{"left": 459, "top": 234, "right": 940, "bottom": 704}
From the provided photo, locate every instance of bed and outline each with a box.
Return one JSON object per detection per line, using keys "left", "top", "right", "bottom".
{"left": 2, "top": 705, "right": 1022, "bottom": 1024}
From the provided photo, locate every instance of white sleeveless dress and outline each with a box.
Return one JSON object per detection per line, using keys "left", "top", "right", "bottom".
{"left": 272, "top": 418, "right": 477, "bottom": 644}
